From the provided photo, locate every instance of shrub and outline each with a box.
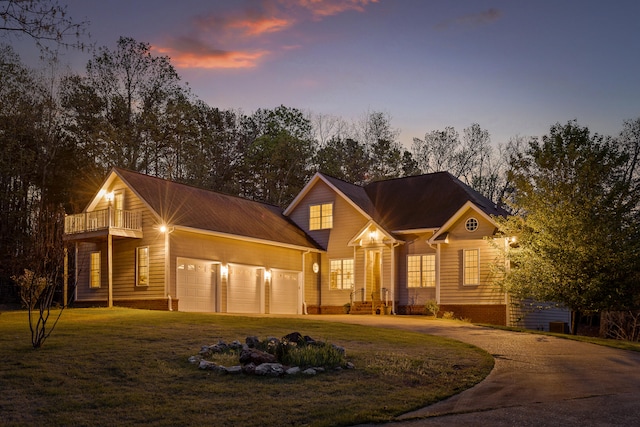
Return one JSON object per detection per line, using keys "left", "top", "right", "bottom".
{"left": 425, "top": 300, "right": 439, "bottom": 317}
{"left": 281, "top": 342, "right": 345, "bottom": 369}
{"left": 442, "top": 311, "right": 455, "bottom": 320}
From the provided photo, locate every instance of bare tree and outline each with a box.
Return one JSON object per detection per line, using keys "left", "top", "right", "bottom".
{"left": 0, "top": 0, "right": 89, "bottom": 57}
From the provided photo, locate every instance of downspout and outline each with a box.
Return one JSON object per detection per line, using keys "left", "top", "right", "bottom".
{"left": 302, "top": 250, "right": 310, "bottom": 315}
{"left": 74, "top": 242, "right": 78, "bottom": 302}
{"left": 107, "top": 233, "right": 113, "bottom": 308}
{"left": 165, "top": 227, "right": 172, "bottom": 311}
{"left": 390, "top": 242, "right": 400, "bottom": 315}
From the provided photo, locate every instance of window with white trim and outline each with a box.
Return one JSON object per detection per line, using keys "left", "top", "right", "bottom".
{"left": 136, "top": 246, "right": 149, "bottom": 286}
{"left": 90, "top": 251, "right": 101, "bottom": 288}
{"left": 330, "top": 259, "right": 353, "bottom": 290}
{"left": 407, "top": 254, "right": 435, "bottom": 288}
{"left": 465, "top": 217, "right": 479, "bottom": 232}
{"left": 309, "top": 203, "right": 333, "bottom": 230}
{"left": 463, "top": 249, "right": 480, "bottom": 286}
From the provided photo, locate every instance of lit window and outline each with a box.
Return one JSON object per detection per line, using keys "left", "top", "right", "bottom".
{"left": 407, "top": 255, "right": 435, "bottom": 288}
{"left": 90, "top": 251, "right": 101, "bottom": 288}
{"left": 463, "top": 249, "right": 480, "bottom": 286}
{"left": 330, "top": 259, "right": 354, "bottom": 290}
{"left": 309, "top": 203, "right": 333, "bottom": 230}
{"left": 465, "top": 217, "right": 479, "bottom": 232}
{"left": 136, "top": 247, "right": 149, "bottom": 286}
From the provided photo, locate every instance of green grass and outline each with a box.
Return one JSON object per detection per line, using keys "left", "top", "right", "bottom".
{"left": 0, "top": 308, "right": 493, "bottom": 426}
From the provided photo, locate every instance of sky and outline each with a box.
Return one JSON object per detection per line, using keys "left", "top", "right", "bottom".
{"left": 11, "top": 0, "right": 640, "bottom": 148}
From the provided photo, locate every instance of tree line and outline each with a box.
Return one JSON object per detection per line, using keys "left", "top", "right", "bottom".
{"left": 3, "top": 35, "right": 640, "bottom": 340}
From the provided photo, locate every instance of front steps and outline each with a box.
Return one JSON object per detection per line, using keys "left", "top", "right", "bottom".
{"left": 349, "top": 301, "right": 391, "bottom": 315}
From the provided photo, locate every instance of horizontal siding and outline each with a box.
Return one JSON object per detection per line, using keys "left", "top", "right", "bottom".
{"left": 396, "top": 233, "right": 437, "bottom": 307}
{"left": 168, "top": 230, "right": 304, "bottom": 299}
{"left": 510, "top": 299, "right": 571, "bottom": 331}
{"left": 438, "top": 210, "right": 505, "bottom": 305}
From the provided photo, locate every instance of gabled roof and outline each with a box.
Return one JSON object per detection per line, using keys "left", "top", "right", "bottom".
{"left": 364, "top": 172, "right": 507, "bottom": 231}
{"left": 286, "top": 171, "right": 507, "bottom": 234}
{"left": 110, "top": 168, "right": 322, "bottom": 251}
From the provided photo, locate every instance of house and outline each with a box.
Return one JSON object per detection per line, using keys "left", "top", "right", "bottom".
{"left": 64, "top": 168, "right": 515, "bottom": 324}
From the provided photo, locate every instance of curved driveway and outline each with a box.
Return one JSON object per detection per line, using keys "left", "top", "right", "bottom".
{"left": 302, "top": 315, "right": 640, "bottom": 426}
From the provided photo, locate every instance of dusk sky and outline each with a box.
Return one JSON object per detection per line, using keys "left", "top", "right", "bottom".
{"left": 15, "top": 0, "right": 640, "bottom": 147}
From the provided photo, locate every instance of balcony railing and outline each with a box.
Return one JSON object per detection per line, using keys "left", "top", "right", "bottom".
{"left": 64, "top": 208, "right": 142, "bottom": 235}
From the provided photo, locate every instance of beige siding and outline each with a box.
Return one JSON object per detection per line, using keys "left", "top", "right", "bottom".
{"left": 438, "top": 213, "right": 505, "bottom": 305}
{"left": 168, "top": 230, "right": 304, "bottom": 302}
{"left": 287, "top": 179, "right": 370, "bottom": 307}
{"left": 396, "top": 233, "right": 437, "bottom": 308}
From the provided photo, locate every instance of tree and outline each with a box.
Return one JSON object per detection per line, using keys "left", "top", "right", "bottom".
{"left": 60, "top": 37, "right": 187, "bottom": 175}
{"left": 0, "top": 0, "right": 89, "bottom": 57}
{"left": 493, "top": 121, "right": 640, "bottom": 334}
{"left": 239, "top": 106, "right": 315, "bottom": 205}
{"left": 315, "top": 136, "right": 369, "bottom": 184}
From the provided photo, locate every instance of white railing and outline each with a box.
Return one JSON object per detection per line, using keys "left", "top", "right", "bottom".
{"left": 64, "top": 208, "right": 142, "bottom": 234}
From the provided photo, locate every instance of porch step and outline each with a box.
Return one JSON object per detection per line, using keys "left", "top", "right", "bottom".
{"left": 349, "top": 301, "right": 372, "bottom": 315}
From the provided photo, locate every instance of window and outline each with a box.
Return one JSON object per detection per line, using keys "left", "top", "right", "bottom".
{"left": 90, "top": 251, "right": 101, "bottom": 288}
{"left": 465, "top": 217, "right": 479, "bottom": 232}
{"left": 330, "top": 259, "right": 354, "bottom": 290}
{"left": 136, "top": 247, "right": 149, "bottom": 286}
{"left": 463, "top": 249, "right": 480, "bottom": 286}
{"left": 309, "top": 203, "right": 333, "bottom": 230}
{"left": 407, "top": 254, "right": 435, "bottom": 288}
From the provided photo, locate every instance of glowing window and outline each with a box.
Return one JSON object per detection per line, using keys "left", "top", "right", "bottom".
{"left": 463, "top": 249, "right": 480, "bottom": 286}
{"left": 330, "top": 259, "right": 354, "bottom": 290}
{"left": 90, "top": 251, "right": 101, "bottom": 289}
{"left": 407, "top": 255, "right": 435, "bottom": 288}
{"left": 136, "top": 247, "right": 149, "bottom": 287}
{"left": 309, "top": 203, "right": 333, "bottom": 230}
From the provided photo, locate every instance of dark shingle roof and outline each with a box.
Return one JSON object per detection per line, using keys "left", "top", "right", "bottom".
{"left": 320, "top": 171, "right": 507, "bottom": 231}
{"left": 115, "top": 168, "right": 321, "bottom": 250}
{"left": 365, "top": 172, "right": 507, "bottom": 230}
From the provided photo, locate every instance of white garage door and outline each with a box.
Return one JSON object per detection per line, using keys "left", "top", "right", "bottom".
{"left": 270, "top": 270, "right": 299, "bottom": 314}
{"left": 176, "top": 258, "right": 217, "bottom": 312}
{"left": 227, "top": 265, "right": 261, "bottom": 313}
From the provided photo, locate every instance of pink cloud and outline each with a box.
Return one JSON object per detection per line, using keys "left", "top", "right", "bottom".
{"left": 283, "top": 0, "right": 379, "bottom": 19}
{"left": 154, "top": 38, "right": 269, "bottom": 69}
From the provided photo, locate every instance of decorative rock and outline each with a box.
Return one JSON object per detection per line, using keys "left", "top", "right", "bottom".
{"left": 304, "top": 335, "right": 316, "bottom": 345}
{"left": 345, "top": 362, "right": 355, "bottom": 369}
{"left": 245, "top": 336, "right": 260, "bottom": 348}
{"left": 302, "top": 368, "right": 317, "bottom": 375}
{"left": 332, "top": 344, "right": 346, "bottom": 356}
{"left": 283, "top": 331, "right": 304, "bottom": 344}
{"left": 198, "top": 360, "right": 218, "bottom": 370}
{"left": 229, "top": 340, "right": 243, "bottom": 350}
{"left": 242, "top": 362, "right": 256, "bottom": 375}
{"left": 239, "top": 348, "right": 277, "bottom": 365}
{"left": 286, "top": 366, "right": 301, "bottom": 375}
{"left": 255, "top": 363, "right": 285, "bottom": 376}
{"left": 225, "top": 365, "right": 243, "bottom": 374}
{"left": 188, "top": 355, "right": 201, "bottom": 364}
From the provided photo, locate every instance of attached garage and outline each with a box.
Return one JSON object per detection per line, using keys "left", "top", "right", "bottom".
{"left": 176, "top": 258, "right": 217, "bottom": 312}
{"left": 270, "top": 270, "right": 300, "bottom": 314}
{"left": 227, "top": 265, "right": 262, "bottom": 313}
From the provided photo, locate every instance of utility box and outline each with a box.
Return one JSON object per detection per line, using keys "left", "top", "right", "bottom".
{"left": 549, "top": 321, "right": 569, "bottom": 334}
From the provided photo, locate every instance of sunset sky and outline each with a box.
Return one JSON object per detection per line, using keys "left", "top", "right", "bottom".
{"left": 13, "top": 0, "right": 640, "bottom": 147}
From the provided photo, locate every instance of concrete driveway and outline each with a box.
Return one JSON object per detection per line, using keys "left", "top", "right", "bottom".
{"left": 302, "top": 315, "right": 640, "bottom": 426}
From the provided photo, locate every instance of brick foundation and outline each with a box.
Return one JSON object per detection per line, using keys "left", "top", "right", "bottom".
{"left": 438, "top": 304, "right": 507, "bottom": 325}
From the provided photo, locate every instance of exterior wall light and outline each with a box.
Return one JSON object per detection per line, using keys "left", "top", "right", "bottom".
{"left": 264, "top": 270, "right": 272, "bottom": 282}
{"left": 105, "top": 191, "right": 114, "bottom": 202}
{"left": 221, "top": 265, "right": 229, "bottom": 279}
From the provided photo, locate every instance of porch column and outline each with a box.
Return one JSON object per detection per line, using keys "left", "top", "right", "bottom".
{"left": 63, "top": 247, "right": 68, "bottom": 307}
{"left": 435, "top": 243, "right": 441, "bottom": 304}
{"left": 108, "top": 233, "right": 113, "bottom": 308}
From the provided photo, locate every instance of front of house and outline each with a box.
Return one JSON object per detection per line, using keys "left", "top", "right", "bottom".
{"left": 63, "top": 168, "right": 549, "bottom": 326}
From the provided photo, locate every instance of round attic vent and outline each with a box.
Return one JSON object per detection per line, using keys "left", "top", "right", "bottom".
{"left": 465, "top": 217, "right": 479, "bottom": 232}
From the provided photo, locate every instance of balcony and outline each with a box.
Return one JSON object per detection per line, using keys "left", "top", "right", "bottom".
{"left": 64, "top": 208, "right": 143, "bottom": 240}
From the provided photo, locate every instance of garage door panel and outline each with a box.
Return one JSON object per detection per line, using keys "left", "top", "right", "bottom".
{"left": 177, "top": 258, "right": 216, "bottom": 312}
{"left": 270, "top": 270, "right": 299, "bottom": 314}
{"left": 227, "top": 265, "right": 261, "bottom": 313}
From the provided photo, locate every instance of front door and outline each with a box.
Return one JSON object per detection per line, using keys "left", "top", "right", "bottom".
{"left": 366, "top": 250, "right": 382, "bottom": 302}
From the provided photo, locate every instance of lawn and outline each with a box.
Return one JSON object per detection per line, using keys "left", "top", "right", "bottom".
{"left": 0, "top": 308, "right": 493, "bottom": 426}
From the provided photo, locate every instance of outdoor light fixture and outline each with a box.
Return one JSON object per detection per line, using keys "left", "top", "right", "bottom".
{"left": 104, "top": 191, "right": 114, "bottom": 202}
{"left": 369, "top": 230, "right": 377, "bottom": 243}
{"left": 221, "top": 265, "right": 229, "bottom": 279}
{"left": 264, "top": 270, "right": 272, "bottom": 282}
